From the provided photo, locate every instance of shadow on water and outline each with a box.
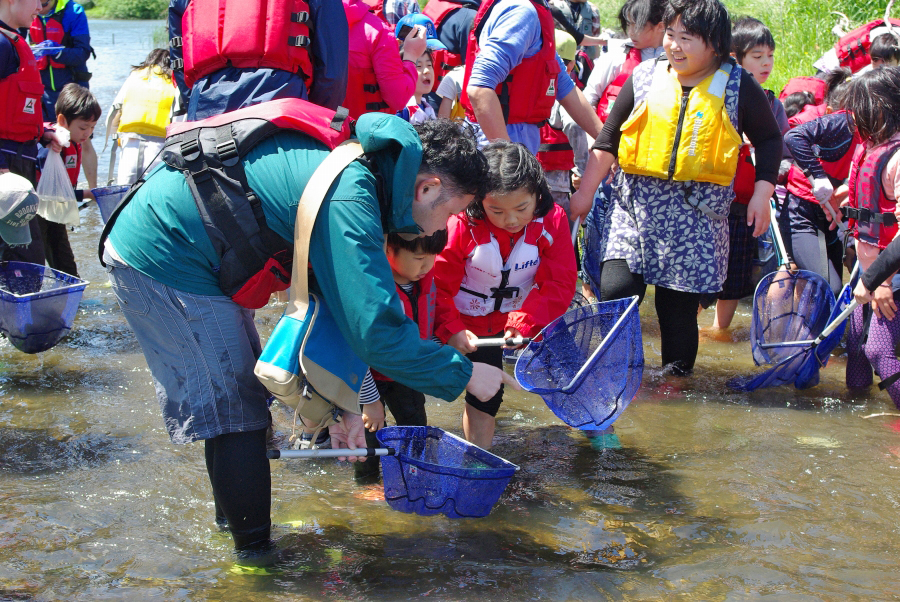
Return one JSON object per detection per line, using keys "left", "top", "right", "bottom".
{"left": 0, "top": 428, "right": 136, "bottom": 474}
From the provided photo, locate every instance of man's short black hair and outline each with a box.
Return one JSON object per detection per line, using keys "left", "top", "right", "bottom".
{"left": 731, "top": 16, "right": 775, "bottom": 62}
{"left": 664, "top": 0, "right": 732, "bottom": 62}
{"left": 386, "top": 229, "right": 448, "bottom": 254}
{"left": 415, "top": 119, "right": 489, "bottom": 202}
{"left": 55, "top": 83, "right": 101, "bottom": 124}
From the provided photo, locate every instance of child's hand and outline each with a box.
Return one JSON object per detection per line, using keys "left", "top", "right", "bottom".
{"left": 571, "top": 172, "right": 582, "bottom": 192}
{"left": 448, "top": 330, "right": 478, "bottom": 354}
{"left": 872, "top": 283, "right": 897, "bottom": 320}
{"left": 81, "top": 188, "right": 95, "bottom": 201}
{"left": 362, "top": 401, "right": 385, "bottom": 432}
{"left": 400, "top": 25, "right": 427, "bottom": 62}
{"left": 854, "top": 280, "right": 873, "bottom": 305}
{"left": 503, "top": 327, "right": 525, "bottom": 349}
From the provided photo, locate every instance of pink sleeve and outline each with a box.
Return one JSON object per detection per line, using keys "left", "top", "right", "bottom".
{"left": 505, "top": 205, "right": 578, "bottom": 338}
{"left": 433, "top": 214, "right": 472, "bottom": 342}
{"left": 370, "top": 28, "right": 418, "bottom": 112}
{"left": 882, "top": 147, "right": 900, "bottom": 202}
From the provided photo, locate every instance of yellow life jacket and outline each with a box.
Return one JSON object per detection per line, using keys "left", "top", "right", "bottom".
{"left": 617, "top": 60, "right": 741, "bottom": 187}
{"left": 118, "top": 67, "right": 176, "bottom": 138}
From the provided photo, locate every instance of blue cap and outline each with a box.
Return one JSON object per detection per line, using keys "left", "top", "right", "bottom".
{"left": 395, "top": 14, "right": 448, "bottom": 50}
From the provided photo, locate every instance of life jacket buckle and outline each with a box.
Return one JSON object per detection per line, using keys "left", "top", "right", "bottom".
{"left": 172, "top": 58, "right": 184, "bottom": 71}
{"left": 490, "top": 286, "right": 520, "bottom": 299}
{"left": 180, "top": 137, "right": 201, "bottom": 162}
{"left": 169, "top": 36, "right": 183, "bottom": 48}
{"left": 216, "top": 138, "right": 239, "bottom": 166}
{"left": 288, "top": 35, "right": 310, "bottom": 48}
{"left": 290, "top": 11, "right": 310, "bottom": 23}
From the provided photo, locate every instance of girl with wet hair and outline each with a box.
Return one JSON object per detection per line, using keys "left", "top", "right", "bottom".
{"left": 571, "top": 0, "right": 782, "bottom": 375}
{"left": 841, "top": 68, "right": 900, "bottom": 406}
{"left": 434, "top": 141, "right": 577, "bottom": 448}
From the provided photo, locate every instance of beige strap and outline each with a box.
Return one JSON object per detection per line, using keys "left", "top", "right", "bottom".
{"left": 286, "top": 140, "right": 365, "bottom": 318}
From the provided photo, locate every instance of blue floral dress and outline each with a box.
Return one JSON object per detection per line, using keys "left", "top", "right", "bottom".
{"left": 598, "top": 59, "right": 743, "bottom": 294}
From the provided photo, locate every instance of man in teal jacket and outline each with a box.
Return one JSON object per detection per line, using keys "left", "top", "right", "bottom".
{"left": 102, "top": 114, "right": 515, "bottom": 560}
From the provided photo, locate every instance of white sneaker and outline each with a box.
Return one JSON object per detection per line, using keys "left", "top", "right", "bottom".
{"left": 296, "top": 432, "right": 331, "bottom": 450}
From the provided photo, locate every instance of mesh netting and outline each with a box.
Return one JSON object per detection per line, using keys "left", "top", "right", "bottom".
{"left": 92, "top": 185, "right": 129, "bottom": 224}
{"left": 0, "top": 262, "right": 88, "bottom": 354}
{"left": 514, "top": 296, "right": 643, "bottom": 430}
{"left": 376, "top": 426, "right": 518, "bottom": 519}
{"left": 751, "top": 269, "right": 835, "bottom": 366}
{"left": 795, "top": 278, "right": 856, "bottom": 389}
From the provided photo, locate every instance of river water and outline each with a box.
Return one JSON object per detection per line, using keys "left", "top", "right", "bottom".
{"left": 1, "top": 18, "right": 899, "bottom": 601}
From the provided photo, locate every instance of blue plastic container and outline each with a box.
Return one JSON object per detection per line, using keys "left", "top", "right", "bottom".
{"left": 375, "top": 426, "right": 519, "bottom": 519}
{"left": 91, "top": 185, "right": 130, "bottom": 224}
{"left": 0, "top": 262, "right": 88, "bottom": 353}
{"left": 515, "top": 297, "right": 643, "bottom": 430}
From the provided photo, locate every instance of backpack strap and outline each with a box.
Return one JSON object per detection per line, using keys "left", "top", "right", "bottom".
{"left": 285, "top": 141, "right": 366, "bottom": 318}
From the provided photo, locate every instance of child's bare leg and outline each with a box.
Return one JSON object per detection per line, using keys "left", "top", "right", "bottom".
{"left": 462, "top": 404, "right": 495, "bottom": 449}
{"left": 712, "top": 299, "right": 739, "bottom": 329}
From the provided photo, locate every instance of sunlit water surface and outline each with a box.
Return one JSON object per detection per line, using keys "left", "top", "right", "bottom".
{"left": 1, "top": 19, "right": 899, "bottom": 601}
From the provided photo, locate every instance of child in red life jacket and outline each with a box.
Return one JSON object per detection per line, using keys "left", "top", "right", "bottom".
{"left": 434, "top": 141, "right": 577, "bottom": 449}
{"left": 709, "top": 16, "right": 790, "bottom": 330}
{"left": 841, "top": 68, "right": 900, "bottom": 407}
{"left": 355, "top": 228, "right": 448, "bottom": 480}
{"left": 37, "top": 82, "right": 99, "bottom": 277}
{"left": 396, "top": 47, "right": 437, "bottom": 124}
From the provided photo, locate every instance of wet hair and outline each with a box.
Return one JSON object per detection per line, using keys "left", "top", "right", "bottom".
{"left": 386, "top": 228, "right": 448, "bottom": 254}
{"left": 414, "top": 119, "right": 488, "bottom": 202}
{"left": 823, "top": 67, "right": 852, "bottom": 109}
{"left": 663, "top": 0, "right": 732, "bottom": 62}
{"left": 617, "top": 0, "right": 666, "bottom": 34}
{"left": 731, "top": 16, "right": 775, "bottom": 62}
{"left": 843, "top": 67, "right": 900, "bottom": 146}
{"left": 55, "top": 83, "right": 101, "bottom": 124}
{"left": 782, "top": 91, "right": 814, "bottom": 118}
{"left": 466, "top": 140, "right": 553, "bottom": 221}
{"left": 869, "top": 32, "right": 900, "bottom": 65}
{"left": 131, "top": 47, "right": 172, "bottom": 78}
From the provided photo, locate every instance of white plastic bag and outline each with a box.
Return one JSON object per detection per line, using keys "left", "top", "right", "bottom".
{"left": 36, "top": 126, "right": 79, "bottom": 227}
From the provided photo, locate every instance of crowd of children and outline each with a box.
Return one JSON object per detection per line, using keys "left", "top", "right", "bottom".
{"left": 5, "top": 0, "right": 900, "bottom": 563}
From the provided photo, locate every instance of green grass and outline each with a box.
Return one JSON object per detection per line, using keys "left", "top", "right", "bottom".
{"left": 591, "top": 0, "right": 898, "bottom": 93}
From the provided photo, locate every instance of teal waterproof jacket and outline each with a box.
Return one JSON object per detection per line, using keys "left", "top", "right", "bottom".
{"left": 109, "top": 113, "right": 472, "bottom": 401}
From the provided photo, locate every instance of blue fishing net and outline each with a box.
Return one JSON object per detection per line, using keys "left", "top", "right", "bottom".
{"left": 0, "top": 262, "right": 88, "bottom": 353}
{"left": 794, "top": 275, "right": 857, "bottom": 390}
{"left": 376, "top": 426, "right": 518, "bottom": 519}
{"left": 727, "top": 351, "right": 809, "bottom": 392}
{"left": 514, "top": 296, "right": 643, "bottom": 430}
{"left": 580, "top": 180, "right": 613, "bottom": 295}
{"left": 751, "top": 269, "right": 835, "bottom": 366}
{"left": 91, "top": 185, "right": 129, "bottom": 224}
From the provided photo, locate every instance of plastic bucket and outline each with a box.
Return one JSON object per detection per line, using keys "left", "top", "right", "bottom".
{"left": 91, "top": 185, "right": 130, "bottom": 224}
{"left": 376, "top": 426, "right": 518, "bottom": 519}
{"left": 0, "top": 262, "right": 89, "bottom": 353}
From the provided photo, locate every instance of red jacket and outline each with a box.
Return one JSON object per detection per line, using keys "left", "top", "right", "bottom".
{"left": 434, "top": 203, "right": 576, "bottom": 340}
{"left": 344, "top": 0, "right": 418, "bottom": 119}
{"left": 0, "top": 28, "right": 44, "bottom": 144}
{"left": 373, "top": 272, "right": 437, "bottom": 381}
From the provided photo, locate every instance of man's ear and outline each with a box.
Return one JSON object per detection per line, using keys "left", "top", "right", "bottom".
{"left": 415, "top": 176, "right": 442, "bottom": 202}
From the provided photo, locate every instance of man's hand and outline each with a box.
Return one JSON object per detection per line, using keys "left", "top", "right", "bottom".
{"left": 328, "top": 412, "right": 367, "bottom": 462}
{"left": 465, "top": 362, "right": 521, "bottom": 402}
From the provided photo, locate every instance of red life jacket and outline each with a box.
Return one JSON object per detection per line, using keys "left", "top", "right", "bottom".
{"left": 779, "top": 76, "right": 826, "bottom": 104}
{"left": 423, "top": 0, "right": 466, "bottom": 79}
{"left": 835, "top": 18, "right": 900, "bottom": 73}
{"left": 361, "top": 0, "right": 385, "bottom": 20}
{"left": 178, "top": 0, "right": 315, "bottom": 90}
{"left": 847, "top": 139, "right": 900, "bottom": 249}
{"left": 344, "top": 63, "right": 391, "bottom": 120}
{"left": 372, "top": 274, "right": 436, "bottom": 381}
{"left": 0, "top": 29, "right": 44, "bottom": 144}
{"left": 99, "top": 98, "right": 352, "bottom": 309}
{"left": 537, "top": 123, "right": 573, "bottom": 172}
{"left": 29, "top": 12, "right": 67, "bottom": 70}
{"left": 461, "top": 0, "right": 560, "bottom": 126}
{"left": 61, "top": 141, "right": 81, "bottom": 187}
{"left": 732, "top": 144, "right": 755, "bottom": 205}
{"left": 596, "top": 45, "right": 641, "bottom": 122}
{"left": 788, "top": 102, "right": 827, "bottom": 129}
{"left": 786, "top": 112, "right": 862, "bottom": 204}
